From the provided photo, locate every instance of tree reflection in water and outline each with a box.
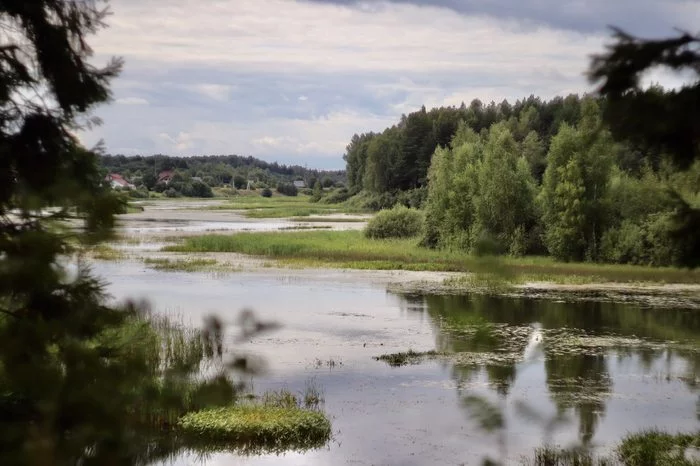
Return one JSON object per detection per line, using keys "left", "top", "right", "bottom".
{"left": 392, "top": 292, "right": 700, "bottom": 464}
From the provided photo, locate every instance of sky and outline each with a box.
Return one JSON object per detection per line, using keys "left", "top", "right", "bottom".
{"left": 80, "top": 0, "right": 699, "bottom": 170}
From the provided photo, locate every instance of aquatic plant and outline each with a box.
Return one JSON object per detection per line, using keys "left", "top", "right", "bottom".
{"left": 177, "top": 405, "right": 332, "bottom": 454}
{"left": 373, "top": 349, "right": 441, "bottom": 367}
{"left": 617, "top": 430, "right": 700, "bottom": 466}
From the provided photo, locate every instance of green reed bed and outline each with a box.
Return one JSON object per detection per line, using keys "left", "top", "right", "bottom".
{"left": 521, "top": 430, "right": 700, "bottom": 465}
{"left": 143, "top": 257, "right": 219, "bottom": 272}
{"left": 164, "top": 231, "right": 700, "bottom": 284}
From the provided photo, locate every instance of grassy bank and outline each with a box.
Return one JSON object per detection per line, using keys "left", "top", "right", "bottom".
{"left": 204, "top": 194, "right": 368, "bottom": 218}
{"left": 164, "top": 230, "right": 700, "bottom": 284}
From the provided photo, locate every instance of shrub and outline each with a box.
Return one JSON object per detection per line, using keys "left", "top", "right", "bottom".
{"left": 261, "top": 187, "right": 273, "bottom": 198}
{"left": 320, "top": 187, "right": 351, "bottom": 204}
{"left": 164, "top": 188, "right": 179, "bottom": 198}
{"left": 276, "top": 183, "right": 298, "bottom": 196}
{"left": 128, "top": 188, "right": 149, "bottom": 199}
{"left": 186, "top": 180, "right": 214, "bottom": 198}
{"left": 232, "top": 175, "right": 247, "bottom": 189}
{"left": 364, "top": 205, "right": 423, "bottom": 239}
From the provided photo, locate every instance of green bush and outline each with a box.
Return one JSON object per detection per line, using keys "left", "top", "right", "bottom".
{"left": 276, "top": 183, "right": 298, "bottom": 196}
{"left": 128, "top": 188, "right": 149, "bottom": 199}
{"left": 364, "top": 205, "right": 423, "bottom": 239}
{"left": 320, "top": 187, "right": 351, "bottom": 204}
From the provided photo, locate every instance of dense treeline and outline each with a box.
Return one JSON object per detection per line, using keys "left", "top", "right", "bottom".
{"left": 343, "top": 94, "right": 700, "bottom": 267}
{"left": 99, "top": 154, "right": 345, "bottom": 195}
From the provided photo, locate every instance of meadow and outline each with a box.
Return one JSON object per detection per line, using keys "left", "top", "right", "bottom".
{"left": 164, "top": 230, "right": 700, "bottom": 284}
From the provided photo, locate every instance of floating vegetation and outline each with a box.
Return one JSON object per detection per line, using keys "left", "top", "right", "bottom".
{"left": 373, "top": 349, "right": 442, "bottom": 367}
{"left": 143, "top": 257, "right": 218, "bottom": 272}
{"left": 313, "top": 357, "right": 343, "bottom": 369}
{"left": 177, "top": 405, "right": 332, "bottom": 455}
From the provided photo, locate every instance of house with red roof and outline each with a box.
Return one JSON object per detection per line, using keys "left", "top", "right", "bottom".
{"left": 105, "top": 173, "right": 135, "bottom": 190}
{"left": 157, "top": 170, "right": 175, "bottom": 185}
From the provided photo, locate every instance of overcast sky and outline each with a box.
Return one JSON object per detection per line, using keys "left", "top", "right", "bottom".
{"left": 80, "top": 0, "right": 698, "bottom": 169}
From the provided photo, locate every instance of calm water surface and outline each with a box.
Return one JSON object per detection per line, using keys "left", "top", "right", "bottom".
{"left": 96, "top": 261, "right": 700, "bottom": 465}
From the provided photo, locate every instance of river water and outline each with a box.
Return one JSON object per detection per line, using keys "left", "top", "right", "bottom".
{"left": 95, "top": 257, "right": 700, "bottom": 466}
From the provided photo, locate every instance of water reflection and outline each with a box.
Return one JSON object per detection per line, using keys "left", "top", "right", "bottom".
{"left": 405, "top": 293, "right": 700, "bottom": 459}
{"left": 94, "top": 262, "right": 697, "bottom": 465}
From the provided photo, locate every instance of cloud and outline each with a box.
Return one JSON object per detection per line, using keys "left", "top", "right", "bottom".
{"left": 192, "top": 84, "right": 234, "bottom": 101}
{"left": 77, "top": 0, "right": 693, "bottom": 169}
{"left": 115, "top": 97, "right": 149, "bottom": 105}
{"left": 303, "top": 0, "right": 699, "bottom": 36}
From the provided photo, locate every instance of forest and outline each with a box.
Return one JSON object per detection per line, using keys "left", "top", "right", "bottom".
{"left": 341, "top": 92, "right": 700, "bottom": 267}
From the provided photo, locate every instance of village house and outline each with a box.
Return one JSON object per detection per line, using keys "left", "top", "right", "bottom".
{"left": 104, "top": 173, "right": 135, "bottom": 190}
{"left": 157, "top": 170, "right": 175, "bottom": 185}
{"left": 293, "top": 180, "right": 306, "bottom": 189}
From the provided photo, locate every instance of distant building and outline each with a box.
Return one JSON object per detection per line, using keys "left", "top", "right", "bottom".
{"left": 293, "top": 180, "right": 306, "bottom": 189}
{"left": 157, "top": 170, "right": 175, "bottom": 185}
{"left": 105, "top": 173, "right": 135, "bottom": 190}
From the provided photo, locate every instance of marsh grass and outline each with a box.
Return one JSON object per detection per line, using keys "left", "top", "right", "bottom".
{"left": 279, "top": 225, "right": 332, "bottom": 231}
{"left": 203, "top": 194, "right": 368, "bottom": 218}
{"left": 177, "top": 405, "right": 332, "bottom": 454}
{"left": 112, "top": 313, "right": 233, "bottom": 429}
{"left": 520, "top": 431, "right": 700, "bottom": 465}
{"left": 164, "top": 231, "right": 700, "bottom": 284}
{"left": 617, "top": 430, "right": 700, "bottom": 465}
{"left": 373, "top": 349, "right": 442, "bottom": 367}
{"left": 143, "top": 257, "right": 218, "bottom": 272}
{"left": 289, "top": 216, "right": 367, "bottom": 222}
{"left": 89, "top": 244, "right": 124, "bottom": 261}
{"left": 521, "top": 447, "right": 613, "bottom": 466}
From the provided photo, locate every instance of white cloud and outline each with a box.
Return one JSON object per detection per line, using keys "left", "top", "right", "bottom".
{"left": 78, "top": 0, "right": 690, "bottom": 167}
{"left": 115, "top": 97, "right": 149, "bottom": 105}
{"left": 95, "top": 0, "right": 604, "bottom": 75}
{"left": 192, "top": 84, "right": 234, "bottom": 101}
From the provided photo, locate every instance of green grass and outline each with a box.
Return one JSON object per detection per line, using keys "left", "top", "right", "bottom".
{"left": 89, "top": 245, "right": 125, "bottom": 261}
{"left": 289, "top": 216, "right": 367, "bottom": 222}
{"left": 143, "top": 257, "right": 219, "bottom": 272}
{"left": 204, "top": 194, "right": 368, "bottom": 218}
{"left": 177, "top": 405, "right": 332, "bottom": 454}
{"left": 617, "top": 430, "right": 700, "bottom": 465}
{"left": 163, "top": 230, "right": 700, "bottom": 284}
{"left": 520, "top": 430, "right": 700, "bottom": 465}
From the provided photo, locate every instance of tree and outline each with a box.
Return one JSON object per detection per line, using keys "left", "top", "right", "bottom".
{"left": 0, "top": 3, "right": 243, "bottom": 464}
{"left": 522, "top": 131, "right": 546, "bottom": 183}
{"left": 589, "top": 29, "right": 700, "bottom": 168}
{"left": 472, "top": 124, "right": 537, "bottom": 255}
{"left": 233, "top": 174, "right": 247, "bottom": 189}
{"left": 142, "top": 171, "right": 157, "bottom": 190}
{"left": 540, "top": 100, "right": 615, "bottom": 261}
{"left": 589, "top": 28, "right": 700, "bottom": 266}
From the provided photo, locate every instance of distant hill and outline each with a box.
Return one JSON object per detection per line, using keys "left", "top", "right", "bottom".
{"left": 98, "top": 154, "right": 346, "bottom": 190}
